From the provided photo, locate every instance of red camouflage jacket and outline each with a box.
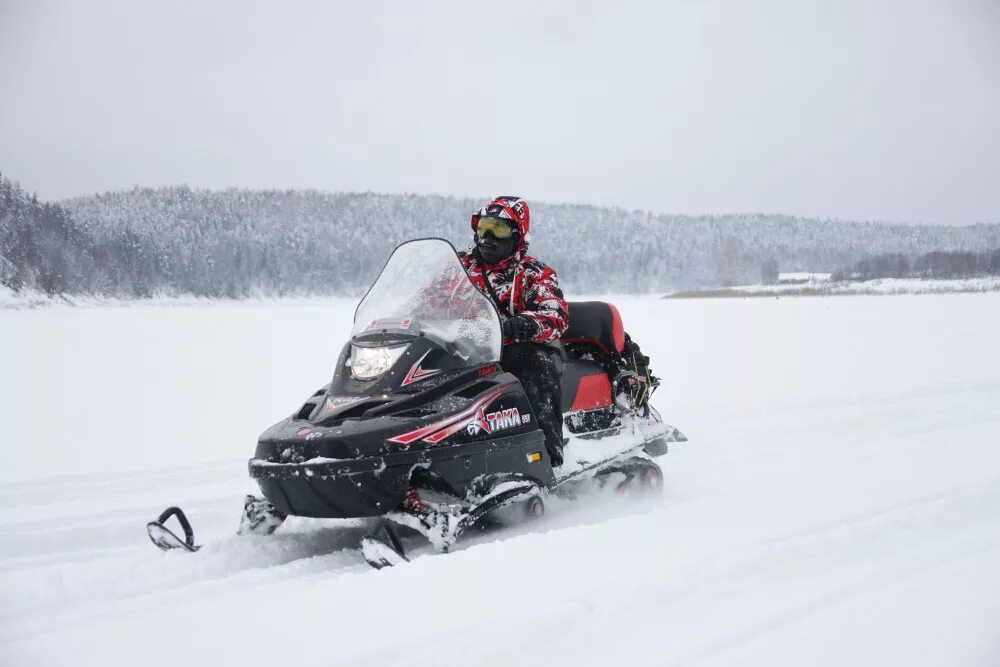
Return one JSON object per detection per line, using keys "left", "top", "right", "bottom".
{"left": 458, "top": 247, "right": 568, "bottom": 345}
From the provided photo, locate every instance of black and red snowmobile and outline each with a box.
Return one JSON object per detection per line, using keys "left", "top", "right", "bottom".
{"left": 147, "top": 239, "right": 686, "bottom": 567}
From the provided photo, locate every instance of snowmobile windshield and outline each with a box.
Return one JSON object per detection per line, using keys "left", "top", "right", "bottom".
{"left": 353, "top": 239, "right": 503, "bottom": 365}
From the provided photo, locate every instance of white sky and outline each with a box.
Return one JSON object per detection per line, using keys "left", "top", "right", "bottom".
{"left": 1, "top": 0, "right": 997, "bottom": 224}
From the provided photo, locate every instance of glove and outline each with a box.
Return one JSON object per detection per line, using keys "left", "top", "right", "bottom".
{"left": 502, "top": 315, "right": 539, "bottom": 343}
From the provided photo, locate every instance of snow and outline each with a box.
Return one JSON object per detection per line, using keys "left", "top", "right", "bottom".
{"left": 0, "top": 284, "right": 58, "bottom": 309}
{"left": 558, "top": 422, "right": 660, "bottom": 477}
{"left": 2, "top": 293, "right": 1000, "bottom": 666}
{"left": 778, "top": 272, "right": 832, "bottom": 282}
{"left": 724, "top": 276, "right": 1000, "bottom": 296}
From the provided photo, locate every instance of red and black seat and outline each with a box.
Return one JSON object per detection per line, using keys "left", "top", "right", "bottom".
{"left": 562, "top": 301, "right": 625, "bottom": 355}
{"left": 559, "top": 301, "right": 626, "bottom": 415}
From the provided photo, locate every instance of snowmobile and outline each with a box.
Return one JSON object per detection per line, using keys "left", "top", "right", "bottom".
{"left": 147, "top": 238, "right": 686, "bottom": 567}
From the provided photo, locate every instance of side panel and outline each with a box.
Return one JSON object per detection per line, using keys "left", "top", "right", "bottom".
{"left": 560, "top": 359, "right": 614, "bottom": 413}
{"left": 255, "top": 429, "right": 553, "bottom": 518}
{"left": 416, "top": 429, "right": 553, "bottom": 499}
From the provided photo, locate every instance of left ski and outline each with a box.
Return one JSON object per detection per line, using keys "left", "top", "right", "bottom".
{"left": 146, "top": 506, "right": 201, "bottom": 552}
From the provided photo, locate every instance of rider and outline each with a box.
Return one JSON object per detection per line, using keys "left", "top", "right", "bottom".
{"left": 460, "top": 196, "right": 569, "bottom": 467}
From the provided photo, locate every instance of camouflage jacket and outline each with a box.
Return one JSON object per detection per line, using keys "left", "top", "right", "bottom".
{"left": 459, "top": 247, "right": 568, "bottom": 345}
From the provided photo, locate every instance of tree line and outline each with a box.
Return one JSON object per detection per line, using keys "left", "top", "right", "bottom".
{"left": 3, "top": 172, "right": 1000, "bottom": 298}
{"left": 0, "top": 172, "right": 111, "bottom": 294}
{"left": 832, "top": 250, "right": 1000, "bottom": 281}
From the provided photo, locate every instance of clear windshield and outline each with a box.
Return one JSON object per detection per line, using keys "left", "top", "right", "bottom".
{"left": 353, "top": 239, "right": 503, "bottom": 364}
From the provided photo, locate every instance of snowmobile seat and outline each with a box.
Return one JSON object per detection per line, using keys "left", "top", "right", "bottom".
{"left": 562, "top": 301, "right": 625, "bottom": 355}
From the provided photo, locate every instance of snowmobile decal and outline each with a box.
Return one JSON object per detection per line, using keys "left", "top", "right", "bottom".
{"left": 386, "top": 384, "right": 513, "bottom": 447}
{"left": 466, "top": 407, "right": 527, "bottom": 436}
{"left": 367, "top": 318, "right": 412, "bottom": 330}
{"left": 401, "top": 351, "right": 440, "bottom": 386}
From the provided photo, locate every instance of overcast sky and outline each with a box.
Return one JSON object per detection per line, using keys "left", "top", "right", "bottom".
{"left": 1, "top": 0, "right": 997, "bottom": 224}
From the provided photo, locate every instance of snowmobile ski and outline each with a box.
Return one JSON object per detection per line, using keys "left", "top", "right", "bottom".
{"left": 360, "top": 522, "right": 410, "bottom": 569}
{"left": 384, "top": 477, "right": 543, "bottom": 554}
{"left": 237, "top": 494, "right": 286, "bottom": 536}
{"left": 359, "top": 478, "right": 544, "bottom": 566}
{"left": 146, "top": 506, "right": 200, "bottom": 552}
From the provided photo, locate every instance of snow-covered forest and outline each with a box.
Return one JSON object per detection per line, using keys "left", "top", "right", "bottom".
{"left": 832, "top": 250, "right": 1000, "bottom": 281}
{"left": 3, "top": 173, "right": 1000, "bottom": 298}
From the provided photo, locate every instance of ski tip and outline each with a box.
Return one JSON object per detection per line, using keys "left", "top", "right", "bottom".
{"left": 360, "top": 535, "right": 409, "bottom": 569}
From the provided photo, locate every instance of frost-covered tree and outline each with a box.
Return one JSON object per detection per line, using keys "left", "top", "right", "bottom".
{"left": 3, "top": 175, "right": 1000, "bottom": 298}
{"left": 0, "top": 172, "right": 112, "bottom": 294}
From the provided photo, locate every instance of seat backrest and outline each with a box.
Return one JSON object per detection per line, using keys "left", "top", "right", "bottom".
{"left": 562, "top": 301, "right": 625, "bottom": 354}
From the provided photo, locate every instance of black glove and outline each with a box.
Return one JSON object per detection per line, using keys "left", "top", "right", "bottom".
{"left": 502, "top": 315, "right": 539, "bottom": 342}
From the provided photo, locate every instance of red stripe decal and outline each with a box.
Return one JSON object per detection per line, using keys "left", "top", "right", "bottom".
{"left": 387, "top": 385, "right": 512, "bottom": 446}
{"left": 401, "top": 351, "right": 440, "bottom": 386}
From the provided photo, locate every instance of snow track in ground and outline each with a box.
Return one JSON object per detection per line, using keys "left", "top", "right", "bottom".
{"left": 2, "top": 294, "right": 999, "bottom": 666}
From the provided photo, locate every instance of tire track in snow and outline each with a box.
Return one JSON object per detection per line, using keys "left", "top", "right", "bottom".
{"left": 0, "top": 522, "right": 373, "bottom": 642}
{"left": 353, "top": 480, "right": 1000, "bottom": 667}
{"left": 676, "top": 492, "right": 1000, "bottom": 665}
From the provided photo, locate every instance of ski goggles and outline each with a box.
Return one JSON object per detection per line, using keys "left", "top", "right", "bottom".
{"left": 476, "top": 216, "right": 515, "bottom": 239}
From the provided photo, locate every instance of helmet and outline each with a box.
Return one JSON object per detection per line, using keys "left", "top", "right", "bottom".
{"left": 470, "top": 196, "right": 531, "bottom": 238}
{"left": 470, "top": 196, "right": 530, "bottom": 264}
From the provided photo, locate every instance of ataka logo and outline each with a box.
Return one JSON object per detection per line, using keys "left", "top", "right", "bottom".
{"left": 466, "top": 405, "right": 531, "bottom": 436}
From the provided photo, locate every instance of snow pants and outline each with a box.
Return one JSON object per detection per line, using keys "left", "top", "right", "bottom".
{"left": 501, "top": 343, "right": 564, "bottom": 465}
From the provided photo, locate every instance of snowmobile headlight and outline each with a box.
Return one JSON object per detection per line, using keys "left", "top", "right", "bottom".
{"left": 350, "top": 344, "right": 408, "bottom": 380}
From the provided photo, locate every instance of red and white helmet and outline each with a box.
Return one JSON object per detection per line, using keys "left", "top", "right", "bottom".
{"left": 470, "top": 196, "right": 531, "bottom": 246}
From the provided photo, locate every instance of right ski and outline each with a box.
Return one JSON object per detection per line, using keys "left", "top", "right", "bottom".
{"left": 237, "top": 494, "right": 286, "bottom": 536}
{"left": 361, "top": 522, "right": 410, "bottom": 569}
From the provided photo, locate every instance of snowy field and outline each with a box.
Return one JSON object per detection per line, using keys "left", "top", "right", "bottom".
{"left": 667, "top": 276, "right": 1000, "bottom": 299}
{"left": 2, "top": 293, "right": 999, "bottom": 666}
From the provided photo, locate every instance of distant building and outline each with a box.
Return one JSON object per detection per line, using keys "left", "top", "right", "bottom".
{"left": 778, "top": 272, "right": 832, "bottom": 285}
